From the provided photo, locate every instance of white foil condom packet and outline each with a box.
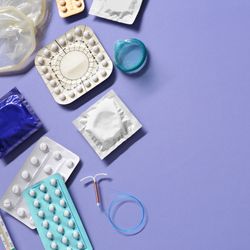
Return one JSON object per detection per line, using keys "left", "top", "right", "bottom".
{"left": 0, "top": 136, "right": 80, "bottom": 229}
{"left": 73, "top": 90, "right": 142, "bottom": 159}
{"left": 89, "top": 0, "right": 144, "bottom": 25}
{"left": 0, "top": 0, "right": 47, "bottom": 28}
{"left": 0, "top": 7, "right": 36, "bottom": 74}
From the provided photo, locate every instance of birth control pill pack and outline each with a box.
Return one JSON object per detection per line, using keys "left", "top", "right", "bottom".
{"left": 73, "top": 90, "right": 142, "bottom": 159}
{"left": 23, "top": 174, "right": 93, "bottom": 250}
{"left": 0, "top": 136, "right": 80, "bottom": 229}
{"left": 35, "top": 25, "right": 113, "bottom": 105}
{"left": 56, "top": 0, "right": 85, "bottom": 18}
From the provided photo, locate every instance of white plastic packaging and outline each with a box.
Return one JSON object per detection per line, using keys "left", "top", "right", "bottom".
{"left": 89, "top": 0, "right": 143, "bottom": 25}
{"left": 0, "top": 7, "right": 36, "bottom": 74}
{"left": 0, "top": 136, "right": 80, "bottom": 229}
{"left": 0, "top": 0, "right": 47, "bottom": 27}
{"left": 73, "top": 90, "right": 142, "bottom": 159}
{"left": 35, "top": 25, "right": 113, "bottom": 105}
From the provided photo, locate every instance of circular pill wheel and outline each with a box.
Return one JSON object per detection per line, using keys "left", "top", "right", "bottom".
{"left": 114, "top": 38, "right": 148, "bottom": 74}
{"left": 0, "top": 7, "right": 36, "bottom": 74}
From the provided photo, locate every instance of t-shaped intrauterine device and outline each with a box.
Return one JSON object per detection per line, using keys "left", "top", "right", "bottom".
{"left": 80, "top": 173, "right": 108, "bottom": 207}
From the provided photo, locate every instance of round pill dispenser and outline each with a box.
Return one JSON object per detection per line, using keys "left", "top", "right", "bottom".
{"left": 114, "top": 38, "right": 148, "bottom": 74}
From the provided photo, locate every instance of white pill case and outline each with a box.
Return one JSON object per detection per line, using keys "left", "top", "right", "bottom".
{"left": 73, "top": 90, "right": 142, "bottom": 159}
{"left": 0, "top": 136, "right": 80, "bottom": 229}
{"left": 35, "top": 25, "right": 113, "bottom": 105}
{"left": 89, "top": 0, "right": 144, "bottom": 25}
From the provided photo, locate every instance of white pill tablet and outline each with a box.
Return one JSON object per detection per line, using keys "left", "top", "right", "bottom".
{"left": 40, "top": 184, "right": 47, "bottom": 192}
{"left": 33, "top": 200, "right": 40, "bottom": 208}
{"left": 38, "top": 210, "right": 45, "bottom": 218}
{"left": 73, "top": 231, "right": 79, "bottom": 239}
{"left": 17, "top": 208, "right": 26, "bottom": 218}
{"left": 64, "top": 210, "right": 70, "bottom": 218}
{"left": 66, "top": 160, "right": 74, "bottom": 169}
{"left": 60, "top": 199, "right": 66, "bottom": 207}
{"left": 44, "top": 165, "right": 53, "bottom": 175}
{"left": 53, "top": 215, "right": 60, "bottom": 224}
{"left": 92, "top": 75, "right": 98, "bottom": 82}
{"left": 68, "top": 219, "right": 75, "bottom": 228}
{"left": 51, "top": 241, "right": 57, "bottom": 249}
{"left": 49, "top": 204, "right": 55, "bottom": 213}
{"left": 53, "top": 151, "right": 62, "bottom": 160}
{"left": 76, "top": 86, "right": 83, "bottom": 93}
{"left": 29, "top": 189, "right": 36, "bottom": 197}
{"left": 43, "top": 49, "right": 51, "bottom": 58}
{"left": 49, "top": 80, "right": 57, "bottom": 88}
{"left": 47, "top": 231, "right": 53, "bottom": 240}
{"left": 100, "top": 69, "right": 107, "bottom": 77}
{"left": 3, "top": 199, "right": 12, "bottom": 209}
{"left": 62, "top": 236, "right": 68, "bottom": 244}
{"left": 44, "top": 194, "right": 51, "bottom": 202}
{"left": 88, "top": 38, "right": 95, "bottom": 46}
{"left": 21, "top": 170, "right": 30, "bottom": 181}
{"left": 93, "top": 46, "right": 99, "bottom": 53}
{"left": 29, "top": 217, "right": 35, "bottom": 226}
{"left": 59, "top": 38, "right": 66, "bottom": 46}
{"left": 102, "top": 60, "right": 108, "bottom": 67}
{"left": 57, "top": 225, "right": 64, "bottom": 234}
{"left": 66, "top": 33, "right": 74, "bottom": 41}
{"left": 50, "top": 178, "right": 57, "bottom": 187}
{"left": 37, "top": 57, "right": 44, "bottom": 65}
{"left": 51, "top": 43, "right": 58, "bottom": 52}
{"left": 77, "top": 241, "right": 84, "bottom": 249}
{"left": 12, "top": 185, "right": 21, "bottom": 195}
{"left": 75, "top": 27, "right": 82, "bottom": 36}
{"left": 41, "top": 66, "right": 48, "bottom": 74}
{"left": 30, "top": 156, "right": 40, "bottom": 166}
{"left": 55, "top": 189, "right": 61, "bottom": 197}
{"left": 43, "top": 220, "right": 49, "bottom": 229}
{"left": 97, "top": 54, "right": 104, "bottom": 61}
{"left": 39, "top": 142, "right": 49, "bottom": 152}
{"left": 83, "top": 31, "right": 90, "bottom": 38}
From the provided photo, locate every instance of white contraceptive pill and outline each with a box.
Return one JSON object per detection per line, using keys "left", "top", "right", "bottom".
{"left": 56, "top": 0, "right": 85, "bottom": 18}
{"left": 73, "top": 90, "right": 142, "bottom": 159}
{"left": 0, "top": 136, "right": 80, "bottom": 229}
{"left": 35, "top": 25, "right": 113, "bottom": 105}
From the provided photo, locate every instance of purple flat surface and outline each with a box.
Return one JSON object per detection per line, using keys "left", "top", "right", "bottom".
{"left": 1, "top": 0, "right": 250, "bottom": 249}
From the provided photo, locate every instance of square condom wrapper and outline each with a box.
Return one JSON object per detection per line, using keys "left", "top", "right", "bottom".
{"left": 73, "top": 90, "right": 142, "bottom": 159}
{"left": 0, "top": 88, "right": 42, "bottom": 158}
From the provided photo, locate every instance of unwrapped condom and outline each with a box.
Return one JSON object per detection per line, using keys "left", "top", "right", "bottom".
{"left": 0, "top": 7, "right": 36, "bottom": 74}
{"left": 0, "top": 0, "right": 47, "bottom": 27}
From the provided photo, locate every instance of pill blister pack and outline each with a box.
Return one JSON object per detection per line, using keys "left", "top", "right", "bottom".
{"left": 73, "top": 90, "right": 142, "bottom": 159}
{"left": 23, "top": 174, "right": 93, "bottom": 250}
{"left": 35, "top": 25, "right": 113, "bottom": 105}
{"left": 0, "top": 136, "right": 80, "bottom": 229}
{"left": 56, "top": 0, "right": 85, "bottom": 18}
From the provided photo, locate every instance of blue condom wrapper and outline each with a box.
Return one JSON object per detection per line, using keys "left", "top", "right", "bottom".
{"left": 0, "top": 87, "right": 42, "bottom": 158}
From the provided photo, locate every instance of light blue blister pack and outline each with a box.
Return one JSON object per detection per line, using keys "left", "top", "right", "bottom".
{"left": 23, "top": 174, "right": 93, "bottom": 250}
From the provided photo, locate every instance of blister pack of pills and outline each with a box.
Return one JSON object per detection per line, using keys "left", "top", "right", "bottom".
{"left": 23, "top": 174, "right": 93, "bottom": 250}
{"left": 56, "top": 0, "right": 85, "bottom": 18}
{"left": 35, "top": 25, "right": 113, "bottom": 105}
{"left": 0, "top": 136, "right": 80, "bottom": 229}
{"left": 73, "top": 90, "right": 142, "bottom": 159}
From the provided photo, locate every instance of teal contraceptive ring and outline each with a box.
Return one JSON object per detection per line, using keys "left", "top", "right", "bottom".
{"left": 114, "top": 38, "right": 148, "bottom": 74}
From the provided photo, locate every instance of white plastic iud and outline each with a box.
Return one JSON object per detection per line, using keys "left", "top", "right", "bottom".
{"left": 35, "top": 25, "right": 113, "bottom": 105}
{"left": 73, "top": 90, "right": 142, "bottom": 159}
{"left": 80, "top": 173, "right": 108, "bottom": 207}
{"left": 56, "top": 0, "right": 85, "bottom": 18}
{"left": 0, "top": 136, "right": 80, "bottom": 229}
{"left": 89, "top": 0, "right": 144, "bottom": 25}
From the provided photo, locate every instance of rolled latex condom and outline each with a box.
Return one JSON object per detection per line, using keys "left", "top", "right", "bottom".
{"left": 114, "top": 38, "right": 148, "bottom": 74}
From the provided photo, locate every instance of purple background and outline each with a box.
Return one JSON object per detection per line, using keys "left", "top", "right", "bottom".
{"left": 1, "top": 0, "right": 250, "bottom": 249}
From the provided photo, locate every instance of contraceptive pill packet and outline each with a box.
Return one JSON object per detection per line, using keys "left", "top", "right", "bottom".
{"left": 0, "top": 87, "right": 42, "bottom": 158}
{"left": 89, "top": 0, "right": 144, "bottom": 25}
{"left": 23, "top": 174, "right": 93, "bottom": 250}
{"left": 56, "top": 0, "right": 85, "bottom": 18}
{"left": 35, "top": 25, "right": 113, "bottom": 105}
{"left": 73, "top": 90, "right": 142, "bottom": 159}
{"left": 0, "top": 136, "right": 80, "bottom": 229}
